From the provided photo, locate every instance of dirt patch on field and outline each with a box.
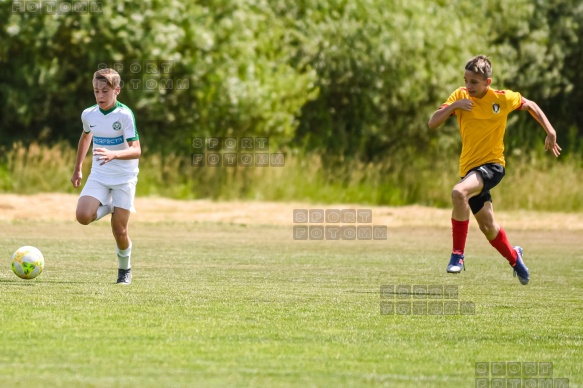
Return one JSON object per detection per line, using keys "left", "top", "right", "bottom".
{"left": 0, "top": 193, "right": 582, "bottom": 230}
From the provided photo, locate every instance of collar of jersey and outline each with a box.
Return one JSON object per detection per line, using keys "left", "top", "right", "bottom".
{"left": 466, "top": 88, "right": 492, "bottom": 101}
{"left": 99, "top": 101, "right": 121, "bottom": 115}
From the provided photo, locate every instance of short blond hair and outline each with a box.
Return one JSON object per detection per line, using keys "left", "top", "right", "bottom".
{"left": 465, "top": 55, "right": 492, "bottom": 80}
{"left": 93, "top": 68, "right": 121, "bottom": 88}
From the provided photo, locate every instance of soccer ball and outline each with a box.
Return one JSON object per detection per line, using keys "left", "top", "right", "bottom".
{"left": 11, "top": 246, "right": 45, "bottom": 280}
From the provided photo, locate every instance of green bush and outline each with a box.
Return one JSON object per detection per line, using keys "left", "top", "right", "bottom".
{"left": 0, "top": 0, "right": 581, "bottom": 205}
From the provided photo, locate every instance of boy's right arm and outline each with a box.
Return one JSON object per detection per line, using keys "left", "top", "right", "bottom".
{"left": 71, "top": 132, "right": 92, "bottom": 188}
{"left": 428, "top": 99, "right": 473, "bottom": 129}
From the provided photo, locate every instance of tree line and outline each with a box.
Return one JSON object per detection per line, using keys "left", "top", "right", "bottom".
{"left": 1, "top": 0, "right": 582, "bottom": 164}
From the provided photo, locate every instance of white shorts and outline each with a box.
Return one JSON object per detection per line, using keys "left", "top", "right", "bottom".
{"left": 80, "top": 176, "right": 138, "bottom": 212}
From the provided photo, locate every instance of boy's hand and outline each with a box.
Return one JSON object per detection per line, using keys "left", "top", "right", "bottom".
{"left": 544, "top": 134, "right": 562, "bottom": 157}
{"left": 453, "top": 99, "right": 474, "bottom": 111}
{"left": 71, "top": 171, "right": 82, "bottom": 188}
{"left": 93, "top": 148, "right": 117, "bottom": 165}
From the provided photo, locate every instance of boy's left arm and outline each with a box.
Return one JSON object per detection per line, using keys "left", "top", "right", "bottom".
{"left": 520, "top": 98, "right": 562, "bottom": 157}
{"left": 94, "top": 141, "right": 141, "bottom": 165}
{"left": 93, "top": 113, "right": 141, "bottom": 164}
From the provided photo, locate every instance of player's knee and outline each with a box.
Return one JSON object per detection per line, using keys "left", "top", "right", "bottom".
{"left": 76, "top": 210, "right": 93, "bottom": 225}
{"left": 112, "top": 224, "right": 128, "bottom": 239}
{"left": 451, "top": 188, "right": 467, "bottom": 204}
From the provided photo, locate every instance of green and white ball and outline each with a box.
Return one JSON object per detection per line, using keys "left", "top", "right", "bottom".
{"left": 12, "top": 246, "right": 44, "bottom": 280}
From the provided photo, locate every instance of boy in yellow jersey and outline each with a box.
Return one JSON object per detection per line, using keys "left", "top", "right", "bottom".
{"left": 428, "top": 55, "right": 561, "bottom": 285}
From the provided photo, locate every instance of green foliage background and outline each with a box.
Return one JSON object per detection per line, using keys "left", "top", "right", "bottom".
{"left": 0, "top": 0, "right": 582, "bottom": 205}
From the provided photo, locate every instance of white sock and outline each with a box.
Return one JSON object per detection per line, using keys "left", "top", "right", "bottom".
{"left": 117, "top": 241, "right": 132, "bottom": 270}
{"left": 95, "top": 204, "right": 113, "bottom": 221}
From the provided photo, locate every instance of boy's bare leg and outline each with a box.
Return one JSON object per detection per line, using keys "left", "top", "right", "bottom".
{"left": 475, "top": 202, "right": 529, "bottom": 285}
{"left": 76, "top": 196, "right": 102, "bottom": 225}
{"left": 451, "top": 171, "right": 483, "bottom": 221}
{"left": 447, "top": 172, "right": 483, "bottom": 273}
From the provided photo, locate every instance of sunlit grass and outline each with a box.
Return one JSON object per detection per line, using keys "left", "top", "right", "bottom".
{"left": 0, "top": 220, "right": 581, "bottom": 387}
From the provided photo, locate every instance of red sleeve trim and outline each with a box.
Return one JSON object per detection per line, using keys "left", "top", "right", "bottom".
{"left": 515, "top": 97, "right": 525, "bottom": 111}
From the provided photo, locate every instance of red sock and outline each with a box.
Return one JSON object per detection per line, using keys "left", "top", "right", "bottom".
{"left": 452, "top": 219, "right": 469, "bottom": 255}
{"left": 489, "top": 227, "right": 518, "bottom": 265}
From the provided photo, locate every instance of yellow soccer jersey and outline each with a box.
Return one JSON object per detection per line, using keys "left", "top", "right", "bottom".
{"left": 441, "top": 87, "right": 524, "bottom": 177}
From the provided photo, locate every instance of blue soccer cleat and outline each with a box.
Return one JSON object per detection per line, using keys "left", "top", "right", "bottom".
{"left": 446, "top": 253, "right": 465, "bottom": 273}
{"left": 512, "top": 246, "right": 529, "bottom": 285}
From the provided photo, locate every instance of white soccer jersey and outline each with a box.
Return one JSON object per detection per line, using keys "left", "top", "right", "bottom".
{"left": 81, "top": 101, "right": 140, "bottom": 185}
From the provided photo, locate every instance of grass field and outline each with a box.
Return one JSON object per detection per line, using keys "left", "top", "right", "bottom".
{"left": 0, "top": 195, "right": 582, "bottom": 387}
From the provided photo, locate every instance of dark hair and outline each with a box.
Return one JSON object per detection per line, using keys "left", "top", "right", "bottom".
{"left": 465, "top": 55, "right": 492, "bottom": 79}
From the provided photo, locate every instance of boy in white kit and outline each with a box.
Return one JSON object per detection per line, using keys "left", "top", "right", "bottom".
{"left": 71, "top": 68, "right": 141, "bottom": 284}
